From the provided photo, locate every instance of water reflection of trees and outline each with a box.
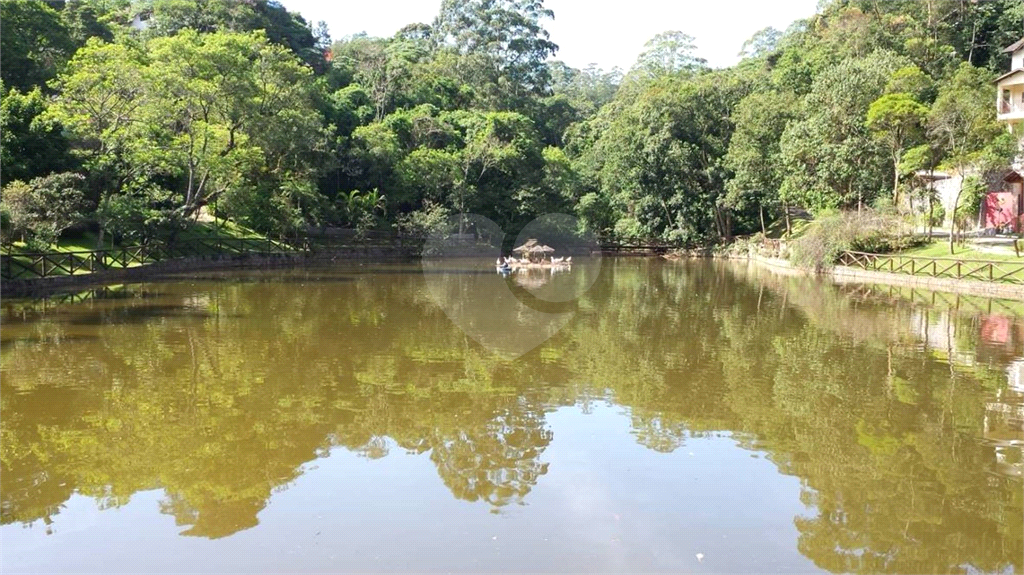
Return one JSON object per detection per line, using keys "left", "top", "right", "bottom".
{"left": 1, "top": 262, "right": 1021, "bottom": 572}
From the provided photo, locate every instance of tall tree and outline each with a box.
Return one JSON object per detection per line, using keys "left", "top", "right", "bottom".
{"left": 724, "top": 90, "right": 798, "bottom": 235}
{"left": 629, "top": 31, "right": 707, "bottom": 81}
{"left": 0, "top": 88, "right": 73, "bottom": 185}
{"left": 45, "top": 38, "right": 149, "bottom": 227}
{"left": 926, "top": 63, "right": 1009, "bottom": 253}
{"left": 49, "top": 32, "right": 325, "bottom": 236}
{"left": 0, "top": 1, "right": 75, "bottom": 91}
{"left": 594, "top": 71, "right": 748, "bottom": 244}
{"left": 148, "top": 0, "right": 327, "bottom": 72}
{"left": 144, "top": 30, "right": 325, "bottom": 220}
{"left": 432, "top": 0, "right": 558, "bottom": 109}
{"left": 332, "top": 36, "right": 423, "bottom": 121}
{"left": 780, "top": 50, "right": 907, "bottom": 212}
{"left": 148, "top": 0, "right": 258, "bottom": 36}
{"left": 866, "top": 92, "right": 928, "bottom": 205}
{"left": 739, "top": 27, "right": 783, "bottom": 60}
{"left": 61, "top": 0, "right": 116, "bottom": 47}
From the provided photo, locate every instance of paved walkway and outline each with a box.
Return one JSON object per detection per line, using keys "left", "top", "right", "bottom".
{"left": 913, "top": 227, "right": 1022, "bottom": 256}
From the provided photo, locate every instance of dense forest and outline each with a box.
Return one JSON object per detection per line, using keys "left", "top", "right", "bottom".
{"left": 1, "top": 0, "right": 1021, "bottom": 248}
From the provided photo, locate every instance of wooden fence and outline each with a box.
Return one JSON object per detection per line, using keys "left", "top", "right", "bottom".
{"left": 599, "top": 243, "right": 676, "bottom": 254}
{"left": 298, "top": 235, "right": 425, "bottom": 250}
{"left": 838, "top": 251, "right": 1024, "bottom": 285}
{"left": 1, "top": 237, "right": 296, "bottom": 281}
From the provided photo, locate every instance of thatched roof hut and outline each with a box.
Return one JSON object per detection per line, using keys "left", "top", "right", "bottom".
{"left": 512, "top": 238, "right": 555, "bottom": 259}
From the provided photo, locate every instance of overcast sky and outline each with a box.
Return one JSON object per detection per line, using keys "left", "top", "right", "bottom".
{"left": 280, "top": 0, "right": 821, "bottom": 71}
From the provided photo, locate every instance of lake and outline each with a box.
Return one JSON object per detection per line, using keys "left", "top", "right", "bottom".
{"left": 1, "top": 258, "right": 1021, "bottom": 573}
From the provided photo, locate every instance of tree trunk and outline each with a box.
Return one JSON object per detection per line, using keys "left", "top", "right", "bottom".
{"left": 95, "top": 194, "right": 110, "bottom": 249}
{"left": 784, "top": 202, "right": 792, "bottom": 237}
{"left": 927, "top": 164, "right": 937, "bottom": 239}
{"left": 967, "top": 18, "right": 978, "bottom": 64}
{"left": 759, "top": 205, "right": 766, "bottom": 236}
{"left": 949, "top": 183, "right": 963, "bottom": 255}
{"left": 893, "top": 162, "right": 900, "bottom": 207}
{"left": 711, "top": 205, "right": 728, "bottom": 241}
{"left": 927, "top": 197, "right": 934, "bottom": 239}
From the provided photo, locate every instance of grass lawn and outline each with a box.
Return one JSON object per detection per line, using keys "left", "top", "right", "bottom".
{"left": 177, "top": 218, "right": 267, "bottom": 241}
{"left": 866, "top": 240, "right": 1024, "bottom": 284}
{"left": 899, "top": 240, "right": 1024, "bottom": 262}
{"left": 4, "top": 219, "right": 270, "bottom": 254}
{"left": 764, "top": 216, "right": 812, "bottom": 239}
{"left": 55, "top": 233, "right": 105, "bottom": 252}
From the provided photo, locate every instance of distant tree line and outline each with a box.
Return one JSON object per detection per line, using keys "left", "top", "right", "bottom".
{"left": 0, "top": 0, "right": 1020, "bottom": 249}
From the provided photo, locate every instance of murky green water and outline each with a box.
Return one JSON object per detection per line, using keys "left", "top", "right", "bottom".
{"left": 1, "top": 259, "right": 1022, "bottom": 573}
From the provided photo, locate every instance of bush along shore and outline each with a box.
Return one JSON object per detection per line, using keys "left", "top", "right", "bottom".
{"left": 661, "top": 209, "right": 1023, "bottom": 298}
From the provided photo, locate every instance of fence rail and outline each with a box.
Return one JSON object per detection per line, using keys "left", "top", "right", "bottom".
{"left": 297, "top": 235, "right": 425, "bottom": 250}
{"left": 838, "top": 251, "right": 1024, "bottom": 284}
{"left": 599, "top": 243, "right": 677, "bottom": 253}
{"left": 1, "top": 237, "right": 298, "bottom": 281}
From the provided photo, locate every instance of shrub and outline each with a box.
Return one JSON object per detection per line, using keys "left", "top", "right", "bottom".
{"left": 0, "top": 172, "right": 90, "bottom": 247}
{"left": 99, "top": 189, "right": 183, "bottom": 245}
{"left": 929, "top": 203, "right": 945, "bottom": 227}
{"left": 1, "top": 180, "right": 36, "bottom": 245}
{"left": 0, "top": 204, "right": 10, "bottom": 246}
{"left": 29, "top": 172, "right": 91, "bottom": 243}
{"left": 955, "top": 175, "right": 986, "bottom": 231}
{"left": 394, "top": 202, "right": 451, "bottom": 237}
{"left": 789, "top": 209, "right": 923, "bottom": 270}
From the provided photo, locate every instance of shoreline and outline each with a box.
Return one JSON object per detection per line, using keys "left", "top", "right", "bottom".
{"left": 671, "top": 250, "right": 1024, "bottom": 300}
{"left": 0, "top": 247, "right": 419, "bottom": 298}
{"left": 3, "top": 244, "right": 1022, "bottom": 301}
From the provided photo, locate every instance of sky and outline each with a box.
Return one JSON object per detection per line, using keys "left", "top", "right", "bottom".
{"left": 280, "top": 0, "right": 822, "bottom": 71}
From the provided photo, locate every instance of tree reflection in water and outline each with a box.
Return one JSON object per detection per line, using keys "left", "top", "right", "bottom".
{"left": 0, "top": 260, "right": 1021, "bottom": 573}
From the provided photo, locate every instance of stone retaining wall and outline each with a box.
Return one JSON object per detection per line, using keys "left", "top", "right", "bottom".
{"left": 668, "top": 248, "right": 1023, "bottom": 299}
{"left": 829, "top": 265, "right": 1024, "bottom": 299}
{"left": 735, "top": 250, "right": 1024, "bottom": 300}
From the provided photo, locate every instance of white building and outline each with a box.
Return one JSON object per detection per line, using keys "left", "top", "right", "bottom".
{"left": 993, "top": 37, "right": 1024, "bottom": 232}
{"left": 130, "top": 11, "right": 152, "bottom": 31}
{"left": 997, "top": 37, "right": 1024, "bottom": 139}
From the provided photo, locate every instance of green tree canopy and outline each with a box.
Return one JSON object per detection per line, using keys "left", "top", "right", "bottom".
{"left": 0, "top": 1, "right": 75, "bottom": 91}
{"left": 724, "top": 90, "right": 798, "bottom": 234}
